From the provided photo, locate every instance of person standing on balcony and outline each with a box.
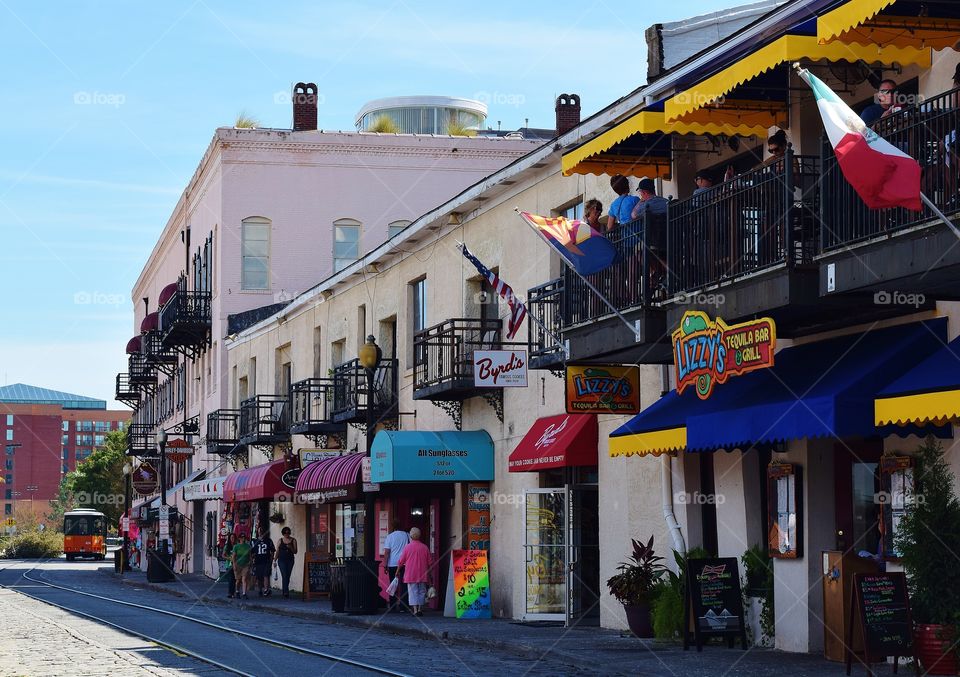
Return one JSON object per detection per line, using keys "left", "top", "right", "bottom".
{"left": 584, "top": 198, "right": 603, "bottom": 229}
{"left": 605, "top": 175, "right": 639, "bottom": 235}
{"left": 861, "top": 79, "right": 903, "bottom": 127}
{"left": 630, "top": 178, "right": 670, "bottom": 299}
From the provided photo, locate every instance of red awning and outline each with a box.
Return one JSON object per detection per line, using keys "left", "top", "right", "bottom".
{"left": 295, "top": 453, "right": 364, "bottom": 503}
{"left": 140, "top": 312, "right": 159, "bottom": 333}
{"left": 158, "top": 281, "right": 179, "bottom": 308}
{"left": 508, "top": 413, "right": 598, "bottom": 472}
{"left": 223, "top": 459, "right": 292, "bottom": 503}
{"left": 125, "top": 336, "right": 142, "bottom": 354}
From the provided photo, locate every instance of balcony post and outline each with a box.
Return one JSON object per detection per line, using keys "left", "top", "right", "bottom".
{"left": 785, "top": 144, "right": 795, "bottom": 268}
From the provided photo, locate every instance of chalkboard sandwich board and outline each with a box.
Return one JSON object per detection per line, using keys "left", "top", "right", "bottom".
{"left": 845, "top": 572, "right": 916, "bottom": 677}
{"left": 303, "top": 552, "right": 331, "bottom": 601}
{"left": 683, "top": 557, "right": 747, "bottom": 651}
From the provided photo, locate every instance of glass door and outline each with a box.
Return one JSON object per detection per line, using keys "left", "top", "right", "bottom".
{"left": 567, "top": 484, "right": 600, "bottom": 626}
{"left": 523, "top": 488, "right": 567, "bottom": 621}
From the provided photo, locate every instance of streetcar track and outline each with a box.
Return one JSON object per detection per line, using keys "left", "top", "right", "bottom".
{"left": 1, "top": 561, "right": 411, "bottom": 677}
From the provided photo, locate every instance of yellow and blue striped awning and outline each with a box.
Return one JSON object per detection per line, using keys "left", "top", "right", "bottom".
{"left": 875, "top": 336, "right": 960, "bottom": 427}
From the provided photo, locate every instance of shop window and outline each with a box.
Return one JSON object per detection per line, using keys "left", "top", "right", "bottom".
{"left": 880, "top": 455, "right": 915, "bottom": 559}
{"left": 767, "top": 462, "right": 803, "bottom": 559}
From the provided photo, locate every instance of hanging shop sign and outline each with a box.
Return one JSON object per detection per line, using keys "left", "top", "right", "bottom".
{"left": 673, "top": 310, "right": 776, "bottom": 400}
{"left": 473, "top": 350, "right": 528, "bottom": 388}
{"left": 299, "top": 449, "right": 342, "bottom": 466}
{"left": 132, "top": 462, "right": 159, "bottom": 495}
{"left": 281, "top": 467, "right": 303, "bottom": 490}
{"left": 564, "top": 364, "right": 641, "bottom": 414}
{"left": 452, "top": 549, "right": 492, "bottom": 619}
{"left": 465, "top": 483, "right": 491, "bottom": 551}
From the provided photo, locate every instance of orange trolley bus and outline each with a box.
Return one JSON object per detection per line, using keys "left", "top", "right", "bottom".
{"left": 63, "top": 509, "right": 107, "bottom": 561}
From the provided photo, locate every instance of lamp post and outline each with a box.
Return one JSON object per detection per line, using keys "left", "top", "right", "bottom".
{"left": 154, "top": 429, "right": 172, "bottom": 577}
{"left": 121, "top": 462, "right": 132, "bottom": 573}
{"left": 357, "top": 334, "right": 382, "bottom": 611}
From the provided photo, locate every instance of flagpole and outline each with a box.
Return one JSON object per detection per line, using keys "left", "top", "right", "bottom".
{"left": 920, "top": 193, "right": 960, "bottom": 241}
{"left": 456, "top": 241, "right": 569, "bottom": 358}
{"left": 514, "top": 208, "right": 642, "bottom": 343}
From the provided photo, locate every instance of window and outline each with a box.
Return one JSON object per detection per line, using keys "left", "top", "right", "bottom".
{"left": 4, "top": 490, "right": 10, "bottom": 499}
{"left": 388, "top": 220, "right": 411, "bottom": 239}
{"left": 357, "top": 305, "right": 366, "bottom": 353}
{"left": 331, "top": 339, "right": 345, "bottom": 369}
{"left": 62, "top": 464, "right": 68, "bottom": 474}
{"left": 62, "top": 449, "right": 69, "bottom": 460}
{"left": 4, "top": 446, "right": 13, "bottom": 456}
{"left": 4, "top": 475, "right": 10, "bottom": 485}
{"left": 62, "top": 421, "right": 69, "bottom": 432}
{"left": 559, "top": 200, "right": 584, "bottom": 222}
{"left": 117, "top": 421, "right": 125, "bottom": 431}
{"left": 4, "top": 504, "right": 11, "bottom": 516}
{"left": 82, "top": 421, "right": 92, "bottom": 431}
{"left": 334, "top": 219, "right": 361, "bottom": 272}
{"left": 94, "top": 435, "right": 105, "bottom": 447}
{"left": 248, "top": 357, "right": 257, "bottom": 396}
{"left": 411, "top": 278, "right": 427, "bottom": 333}
{"left": 5, "top": 415, "right": 12, "bottom": 426}
{"left": 5, "top": 460, "right": 12, "bottom": 471}
{"left": 4, "top": 430, "right": 11, "bottom": 441}
{"left": 241, "top": 217, "right": 271, "bottom": 290}
{"left": 313, "top": 326, "right": 323, "bottom": 377}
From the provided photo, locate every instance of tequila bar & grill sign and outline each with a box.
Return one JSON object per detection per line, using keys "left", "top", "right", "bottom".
{"left": 565, "top": 364, "right": 640, "bottom": 414}
{"left": 673, "top": 311, "right": 776, "bottom": 400}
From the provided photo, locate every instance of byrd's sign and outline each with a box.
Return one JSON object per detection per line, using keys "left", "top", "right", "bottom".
{"left": 565, "top": 364, "right": 641, "bottom": 414}
{"left": 473, "top": 350, "right": 528, "bottom": 387}
{"left": 673, "top": 311, "right": 776, "bottom": 400}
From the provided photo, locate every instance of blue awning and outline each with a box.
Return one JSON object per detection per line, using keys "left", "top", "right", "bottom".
{"left": 610, "top": 319, "right": 947, "bottom": 456}
{"left": 371, "top": 430, "right": 494, "bottom": 482}
{"left": 876, "top": 335, "right": 960, "bottom": 427}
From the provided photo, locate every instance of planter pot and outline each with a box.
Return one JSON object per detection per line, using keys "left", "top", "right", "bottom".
{"left": 915, "top": 624, "right": 958, "bottom": 675}
{"left": 624, "top": 603, "right": 654, "bottom": 638}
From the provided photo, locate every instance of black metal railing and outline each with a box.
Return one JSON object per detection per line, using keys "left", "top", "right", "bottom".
{"left": 127, "top": 422, "right": 154, "bottom": 457}
{"left": 128, "top": 353, "right": 157, "bottom": 386}
{"left": 667, "top": 151, "right": 820, "bottom": 294}
{"left": 159, "top": 283, "right": 212, "bottom": 349}
{"left": 331, "top": 358, "right": 398, "bottom": 423}
{"left": 527, "top": 279, "right": 565, "bottom": 369}
{"left": 239, "top": 395, "right": 290, "bottom": 445}
{"left": 141, "top": 330, "right": 177, "bottom": 369}
{"left": 290, "top": 378, "right": 345, "bottom": 436}
{"left": 821, "top": 86, "right": 960, "bottom": 250}
{"left": 412, "top": 318, "right": 502, "bottom": 397}
{"left": 115, "top": 373, "right": 139, "bottom": 405}
{"left": 206, "top": 409, "right": 241, "bottom": 456}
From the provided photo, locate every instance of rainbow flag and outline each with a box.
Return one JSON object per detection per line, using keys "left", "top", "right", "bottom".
{"left": 518, "top": 210, "right": 616, "bottom": 275}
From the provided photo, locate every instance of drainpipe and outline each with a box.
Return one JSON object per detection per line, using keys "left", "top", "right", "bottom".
{"left": 660, "top": 365, "right": 686, "bottom": 554}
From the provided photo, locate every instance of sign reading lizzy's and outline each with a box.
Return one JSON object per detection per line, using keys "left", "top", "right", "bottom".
{"left": 565, "top": 364, "right": 641, "bottom": 414}
{"left": 673, "top": 311, "right": 776, "bottom": 400}
{"left": 473, "top": 350, "right": 527, "bottom": 387}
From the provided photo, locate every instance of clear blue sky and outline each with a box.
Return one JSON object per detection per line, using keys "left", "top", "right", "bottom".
{"left": 0, "top": 0, "right": 734, "bottom": 408}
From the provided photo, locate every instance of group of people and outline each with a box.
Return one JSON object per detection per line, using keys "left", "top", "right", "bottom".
{"left": 222, "top": 526, "right": 298, "bottom": 600}
{"left": 382, "top": 520, "right": 432, "bottom": 616}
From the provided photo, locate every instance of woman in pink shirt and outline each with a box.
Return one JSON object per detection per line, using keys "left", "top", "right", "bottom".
{"left": 396, "top": 527, "right": 431, "bottom": 616}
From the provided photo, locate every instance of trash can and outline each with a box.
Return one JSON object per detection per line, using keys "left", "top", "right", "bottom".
{"left": 146, "top": 548, "right": 175, "bottom": 582}
{"left": 114, "top": 548, "right": 124, "bottom": 573}
{"left": 343, "top": 558, "right": 378, "bottom": 614}
{"left": 329, "top": 563, "right": 346, "bottom": 613}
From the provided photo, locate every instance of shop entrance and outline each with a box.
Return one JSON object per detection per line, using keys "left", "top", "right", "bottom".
{"left": 523, "top": 483, "right": 600, "bottom": 625}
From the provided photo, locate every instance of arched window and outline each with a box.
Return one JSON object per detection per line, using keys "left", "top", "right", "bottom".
{"left": 241, "top": 217, "right": 270, "bottom": 290}
{"left": 388, "top": 220, "right": 411, "bottom": 239}
{"left": 334, "top": 218, "right": 361, "bottom": 272}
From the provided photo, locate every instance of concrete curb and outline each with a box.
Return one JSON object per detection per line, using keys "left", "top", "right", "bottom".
{"left": 104, "top": 570, "right": 629, "bottom": 673}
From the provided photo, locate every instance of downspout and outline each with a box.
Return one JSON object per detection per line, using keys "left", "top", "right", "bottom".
{"left": 660, "top": 365, "right": 686, "bottom": 554}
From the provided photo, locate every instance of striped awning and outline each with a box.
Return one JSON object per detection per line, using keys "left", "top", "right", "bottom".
{"left": 223, "top": 459, "right": 292, "bottom": 503}
{"left": 875, "top": 336, "right": 960, "bottom": 427}
{"left": 295, "top": 453, "right": 364, "bottom": 503}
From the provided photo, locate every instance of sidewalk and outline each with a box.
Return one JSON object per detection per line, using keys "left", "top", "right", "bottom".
{"left": 102, "top": 568, "right": 903, "bottom": 677}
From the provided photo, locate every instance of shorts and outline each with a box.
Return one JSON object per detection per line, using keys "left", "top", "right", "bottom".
{"left": 407, "top": 582, "right": 428, "bottom": 606}
{"left": 234, "top": 565, "right": 250, "bottom": 583}
{"left": 254, "top": 560, "right": 272, "bottom": 578}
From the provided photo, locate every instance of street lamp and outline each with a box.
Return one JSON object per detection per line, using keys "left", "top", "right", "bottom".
{"left": 358, "top": 334, "right": 381, "bottom": 612}
{"left": 121, "top": 462, "right": 132, "bottom": 573}
{"left": 153, "top": 429, "right": 174, "bottom": 580}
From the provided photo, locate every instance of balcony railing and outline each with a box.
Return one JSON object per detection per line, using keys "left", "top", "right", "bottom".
{"left": 127, "top": 422, "right": 154, "bottom": 457}
{"left": 526, "top": 280, "right": 565, "bottom": 370}
{"left": 821, "top": 86, "right": 960, "bottom": 251}
{"left": 141, "top": 330, "right": 177, "bottom": 371}
{"left": 115, "top": 373, "right": 140, "bottom": 406}
{"left": 239, "top": 395, "right": 290, "bottom": 446}
{"left": 289, "top": 378, "right": 346, "bottom": 437}
{"left": 206, "top": 409, "right": 241, "bottom": 456}
{"left": 160, "top": 284, "right": 212, "bottom": 351}
{"left": 331, "top": 358, "right": 398, "bottom": 423}
{"left": 667, "top": 151, "right": 820, "bottom": 294}
{"left": 128, "top": 353, "right": 157, "bottom": 386}
{"left": 412, "top": 318, "right": 502, "bottom": 400}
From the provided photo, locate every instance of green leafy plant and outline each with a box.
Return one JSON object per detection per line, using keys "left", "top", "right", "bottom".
{"left": 2, "top": 529, "right": 63, "bottom": 558}
{"left": 650, "top": 547, "right": 713, "bottom": 639}
{"left": 234, "top": 111, "right": 260, "bottom": 129}
{"left": 607, "top": 535, "right": 666, "bottom": 606}
{"left": 895, "top": 436, "right": 960, "bottom": 626}
{"left": 741, "top": 544, "right": 775, "bottom": 643}
{"left": 369, "top": 115, "right": 399, "bottom": 133}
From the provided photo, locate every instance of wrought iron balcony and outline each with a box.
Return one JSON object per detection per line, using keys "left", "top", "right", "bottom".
{"left": 126, "top": 422, "right": 155, "bottom": 457}
{"left": 141, "top": 330, "right": 177, "bottom": 374}
{"left": 289, "top": 378, "right": 346, "bottom": 437}
{"left": 413, "top": 318, "right": 502, "bottom": 400}
{"left": 331, "top": 358, "right": 398, "bottom": 424}
{"left": 159, "top": 284, "right": 212, "bottom": 353}
{"left": 239, "top": 395, "right": 290, "bottom": 446}
{"left": 206, "top": 409, "right": 241, "bottom": 456}
{"left": 115, "top": 373, "right": 140, "bottom": 407}
{"left": 526, "top": 279, "right": 565, "bottom": 370}
{"left": 128, "top": 353, "right": 157, "bottom": 387}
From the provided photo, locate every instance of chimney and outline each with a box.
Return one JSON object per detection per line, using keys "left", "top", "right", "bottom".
{"left": 292, "top": 82, "right": 318, "bottom": 131}
{"left": 555, "top": 94, "right": 581, "bottom": 135}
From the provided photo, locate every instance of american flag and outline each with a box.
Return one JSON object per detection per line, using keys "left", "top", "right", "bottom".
{"left": 459, "top": 244, "right": 527, "bottom": 340}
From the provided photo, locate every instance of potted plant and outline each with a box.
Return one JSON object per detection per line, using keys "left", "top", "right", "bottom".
{"left": 741, "top": 544, "right": 774, "bottom": 646}
{"left": 607, "top": 536, "right": 666, "bottom": 638}
{"left": 268, "top": 511, "right": 285, "bottom": 524}
{"left": 895, "top": 437, "right": 960, "bottom": 675}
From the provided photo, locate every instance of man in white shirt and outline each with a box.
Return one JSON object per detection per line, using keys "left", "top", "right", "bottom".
{"left": 382, "top": 520, "right": 410, "bottom": 611}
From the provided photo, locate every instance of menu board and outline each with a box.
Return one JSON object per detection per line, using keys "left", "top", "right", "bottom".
{"left": 851, "top": 573, "right": 914, "bottom": 662}
{"left": 683, "top": 558, "right": 747, "bottom": 651}
{"left": 452, "top": 550, "right": 491, "bottom": 619}
{"left": 303, "top": 552, "right": 330, "bottom": 600}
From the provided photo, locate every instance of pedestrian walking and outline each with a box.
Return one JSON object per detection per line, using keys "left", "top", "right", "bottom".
{"left": 396, "top": 527, "right": 431, "bottom": 617}
{"left": 251, "top": 529, "right": 276, "bottom": 597}
{"left": 382, "top": 520, "right": 410, "bottom": 611}
{"left": 274, "top": 526, "right": 298, "bottom": 598}
{"left": 231, "top": 533, "right": 252, "bottom": 600}
{"left": 221, "top": 534, "right": 236, "bottom": 598}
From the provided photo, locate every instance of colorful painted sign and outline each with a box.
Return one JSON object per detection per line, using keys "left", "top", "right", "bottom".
{"left": 465, "top": 483, "right": 491, "bottom": 551}
{"left": 565, "top": 364, "right": 641, "bottom": 414}
{"left": 453, "top": 549, "right": 492, "bottom": 619}
{"left": 673, "top": 311, "right": 776, "bottom": 400}
{"left": 132, "top": 462, "right": 158, "bottom": 495}
{"left": 473, "top": 350, "right": 528, "bottom": 387}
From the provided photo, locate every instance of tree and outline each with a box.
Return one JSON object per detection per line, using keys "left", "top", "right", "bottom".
{"left": 53, "top": 429, "right": 128, "bottom": 527}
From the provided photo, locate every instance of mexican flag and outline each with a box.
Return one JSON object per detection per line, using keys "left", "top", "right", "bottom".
{"left": 798, "top": 67, "right": 921, "bottom": 212}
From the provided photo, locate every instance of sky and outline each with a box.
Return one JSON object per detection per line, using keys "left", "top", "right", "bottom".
{"left": 0, "top": 0, "right": 736, "bottom": 409}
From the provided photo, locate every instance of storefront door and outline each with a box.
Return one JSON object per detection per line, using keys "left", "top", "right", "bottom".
{"left": 567, "top": 484, "right": 600, "bottom": 626}
{"left": 523, "top": 488, "right": 566, "bottom": 621}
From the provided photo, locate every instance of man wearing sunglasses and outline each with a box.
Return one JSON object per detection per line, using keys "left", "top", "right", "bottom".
{"left": 861, "top": 79, "right": 902, "bottom": 127}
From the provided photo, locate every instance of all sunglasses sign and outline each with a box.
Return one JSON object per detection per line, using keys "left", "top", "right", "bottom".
{"left": 673, "top": 311, "right": 776, "bottom": 399}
